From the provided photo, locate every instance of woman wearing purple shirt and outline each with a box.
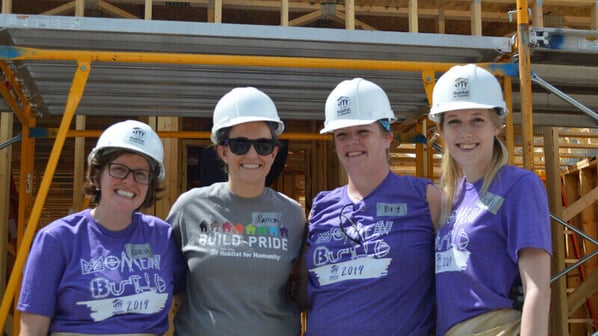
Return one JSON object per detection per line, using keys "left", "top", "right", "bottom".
{"left": 430, "top": 64, "right": 552, "bottom": 336}
{"left": 301, "top": 78, "right": 441, "bottom": 335}
{"left": 18, "top": 120, "right": 186, "bottom": 335}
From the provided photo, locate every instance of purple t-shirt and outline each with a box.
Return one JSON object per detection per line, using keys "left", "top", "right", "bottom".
{"left": 18, "top": 209, "right": 186, "bottom": 334}
{"left": 435, "top": 166, "right": 552, "bottom": 335}
{"left": 305, "top": 171, "right": 436, "bottom": 336}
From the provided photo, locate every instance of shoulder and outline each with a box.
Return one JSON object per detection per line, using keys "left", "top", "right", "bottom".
{"left": 170, "top": 183, "right": 222, "bottom": 209}
{"left": 495, "top": 165, "right": 544, "bottom": 190}
{"left": 313, "top": 186, "right": 344, "bottom": 204}
{"left": 38, "top": 210, "right": 90, "bottom": 237}
{"left": 386, "top": 173, "right": 433, "bottom": 199}
{"left": 135, "top": 212, "right": 171, "bottom": 229}
{"left": 269, "top": 188, "right": 302, "bottom": 207}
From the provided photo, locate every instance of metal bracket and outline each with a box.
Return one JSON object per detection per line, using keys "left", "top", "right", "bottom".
{"left": 529, "top": 30, "right": 550, "bottom": 48}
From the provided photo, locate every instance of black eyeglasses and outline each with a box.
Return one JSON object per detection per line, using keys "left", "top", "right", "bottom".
{"left": 223, "top": 137, "right": 278, "bottom": 156}
{"left": 107, "top": 162, "right": 153, "bottom": 185}
{"left": 339, "top": 203, "right": 364, "bottom": 245}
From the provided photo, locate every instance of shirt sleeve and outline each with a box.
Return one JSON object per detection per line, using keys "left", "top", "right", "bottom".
{"left": 17, "top": 228, "right": 67, "bottom": 317}
{"left": 503, "top": 172, "right": 553, "bottom": 262}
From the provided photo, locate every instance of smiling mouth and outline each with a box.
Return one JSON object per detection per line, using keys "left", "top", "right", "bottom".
{"left": 457, "top": 143, "right": 478, "bottom": 150}
{"left": 241, "top": 163, "right": 261, "bottom": 169}
{"left": 116, "top": 189, "right": 135, "bottom": 198}
{"left": 347, "top": 151, "right": 364, "bottom": 157}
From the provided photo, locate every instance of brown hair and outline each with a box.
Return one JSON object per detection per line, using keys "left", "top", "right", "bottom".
{"left": 84, "top": 149, "right": 163, "bottom": 209}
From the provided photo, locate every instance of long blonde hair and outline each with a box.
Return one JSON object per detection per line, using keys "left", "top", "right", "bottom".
{"left": 437, "top": 110, "right": 509, "bottom": 225}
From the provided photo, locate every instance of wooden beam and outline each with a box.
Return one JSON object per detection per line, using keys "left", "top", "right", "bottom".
{"left": 0, "top": 112, "right": 13, "bottom": 299}
{"left": 41, "top": 1, "right": 76, "bottom": 16}
{"left": 156, "top": 117, "right": 180, "bottom": 219}
{"left": 592, "top": 0, "right": 598, "bottom": 29}
{"left": 334, "top": 11, "right": 378, "bottom": 31}
{"left": 562, "top": 187, "right": 598, "bottom": 221}
{"left": 72, "top": 115, "right": 86, "bottom": 212}
{"left": 97, "top": 0, "right": 139, "bottom": 18}
{"left": 214, "top": 0, "right": 222, "bottom": 23}
{"left": 1, "top": 0, "right": 11, "bottom": 14}
{"left": 145, "top": 0, "right": 153, "bottom": 19}
{"left": 437, "top": 4, "right": 446, "bottom": 33}
{"left": 409, "top": 0, "right": 418, "bottom": 32}
{"left": 532, "top": 0, "right": 544, "bottom": 27}
{"left": 345, "top": 0, "right": 355, "bottom": 30}
{"left": 544, "top": 126, "right": 569, "bottom": 336}
{"left": 471, "top": 0, "right": 482, "bottom": 36}
{"left": 503, "top": 77, "right": 515, "bottom": 165}
{"left": 288, "top": 10, "right": 322, "bottom": 27}
{"left": 75, "top": 0, "right": 84, "bottom": 16}
{"left": 280, "top": 0, "right": 288, "bottom": 26}
{"left": 567, "top": 269, "right": 598, "bottom": 317}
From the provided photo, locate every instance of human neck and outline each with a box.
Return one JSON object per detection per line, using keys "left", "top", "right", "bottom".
{"left": 228, "top": 180, "right": 265, "bottom": 198}
{"left": 461, "top": 162, "right": 490, "bottom": 184}
{"left": 347, "top": 169, "right": 389, "bottom": 202}
{"left": 91, "top": 206, "right": 133, "bottom": 231}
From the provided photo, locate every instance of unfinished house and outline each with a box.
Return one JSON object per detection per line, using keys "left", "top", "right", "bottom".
{"left": 0, "top": 0, "right": 596, "bottom": 335}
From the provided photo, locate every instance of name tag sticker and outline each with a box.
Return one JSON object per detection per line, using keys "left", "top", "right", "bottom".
{"left": 125, "top": 243, "right": 154, "bottom": 259}
{"left": 376, "top": 203, "right": 407, "bottom": 217}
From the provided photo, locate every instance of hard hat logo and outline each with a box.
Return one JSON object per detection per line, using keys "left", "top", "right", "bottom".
{"left": 129, "top": 127, "right": 146, "bottom": 145}
{"left": 429, "top": 64, "right": 508, "bottom": 123}
{"left": 211, "top": 87, "right": 284, "bottom": 144}
{"left": 452, "top": 77, "right": 471, "bottom": 99}
{"left": 335, "top": 96, "right": 351, "bottom": 117}
{"left": 88, "top": 120, "right": 166, "bottom": 181}
{"left": 320, "top": 78, "right": 396, "bottom": 134}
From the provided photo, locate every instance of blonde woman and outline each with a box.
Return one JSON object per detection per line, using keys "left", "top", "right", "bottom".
{"left": 431, "top": 64, "right": 552, "bottom": 336}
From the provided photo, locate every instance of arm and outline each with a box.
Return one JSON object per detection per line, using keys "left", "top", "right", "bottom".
{"left": 292, "top": 242, "right": 309, "bottom": 312}
{"left": 19, "top": 312, "right": 51, "bottom": 336}
{"left": 518, "top": 247, "right": 551, "bottom": 336}
{"left": 426, "top": 183, "right": 442, "bottom": 230}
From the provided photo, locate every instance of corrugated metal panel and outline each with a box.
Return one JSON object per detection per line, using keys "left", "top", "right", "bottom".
{"left": 0, "top": 13, "right": 596, "bottom": 127}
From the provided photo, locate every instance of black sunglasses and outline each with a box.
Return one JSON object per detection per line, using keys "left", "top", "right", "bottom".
{"left": 223, "top": 137, "right": 278, "bottom": 156}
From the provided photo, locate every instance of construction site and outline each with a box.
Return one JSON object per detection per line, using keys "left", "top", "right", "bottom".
{"left": 0, "top": 0, "right": 596, "bottom": 335}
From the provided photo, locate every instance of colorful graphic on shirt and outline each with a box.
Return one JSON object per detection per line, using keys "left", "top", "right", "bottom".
{"left": 435, "top": 192, "right": 505, "bottom": 274}
{"left": 195, "top": 211, "right": 288, "bottom": 261}
{"left": 309, "top": 202, "right": 407, "bottom": 286}
{"left": 77, "top": 243, "right": 167, "bottom": 321}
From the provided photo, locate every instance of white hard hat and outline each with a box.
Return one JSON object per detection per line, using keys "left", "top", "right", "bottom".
{"left": 88, "top": 120, "right": 165, "bottom": 181}
{"left": 429, "top": 64, "right": 508, "bottom": 122}
{"left": 321, "top": 78, "right": 397, "bottom": 134}
{"left": 211, "top": 87, "right": 284, "bottom": 143}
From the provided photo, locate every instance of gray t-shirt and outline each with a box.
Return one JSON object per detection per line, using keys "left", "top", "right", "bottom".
{"left": 167, "top": 182, "right": 306, "bottom": 336}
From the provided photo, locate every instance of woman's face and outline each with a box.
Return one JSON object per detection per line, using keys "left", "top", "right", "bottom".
{"left": 333, "top": 122, "right": 392, "bottom": 173}
{"left": 96, "top": 152, "right": 151, "bottom": 213}
{"left": 218, "top": 121, "right": 278, "bottom": 187}
{"left": 441, "top": 108, "right": 501, "bottom": 174}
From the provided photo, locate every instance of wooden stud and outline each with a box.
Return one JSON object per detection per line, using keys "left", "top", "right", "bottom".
{"left": 0, "top": 112, "right": 13, "bottom": 298}
{"left": 471, "top": 0, "right": 482, "bottom": 36}
{"left": 409, "top": 0, "right": 419, "bottom": 32}
{"left": 72, "top": 115, "right": 86, "bottom": 212}
{"left": 544, "top": 126, "right": 569, "bottom": 336}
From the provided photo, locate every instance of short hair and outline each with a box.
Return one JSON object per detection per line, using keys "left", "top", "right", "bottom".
{"left": 84, "top": 149, "right": 163, "bottom": 209}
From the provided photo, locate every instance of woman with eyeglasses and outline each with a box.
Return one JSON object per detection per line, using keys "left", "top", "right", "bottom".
{"left": 431, "top": 65, "right": 551, "bottom": 336}
{"left": 18, "top": 120, "right": 186, "bottom": 336}
{"left": 166, "top": 87, "right": 306, "bottom": 336}
{"left": 300, "top": 78, "right": 441, "bottom": 335}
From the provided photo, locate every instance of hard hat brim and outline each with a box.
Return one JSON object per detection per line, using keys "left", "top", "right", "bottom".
{"left": 319, "top": 117, "right": 396, "bottom": 134}
{"left": 88, "top": 145, "right": 166, "bottom": 181}
{"left": 211, "top": 116, "right": 285, "bottom": 143}
{"left": 429, "top": 101, "right": 508, "bottom": 122}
